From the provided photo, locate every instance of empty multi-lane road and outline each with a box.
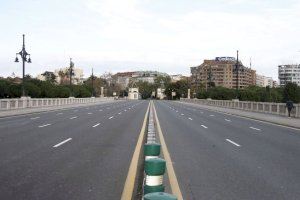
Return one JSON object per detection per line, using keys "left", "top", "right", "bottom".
{"left": 0, "top": 100, "right": 300, "bottom": 200}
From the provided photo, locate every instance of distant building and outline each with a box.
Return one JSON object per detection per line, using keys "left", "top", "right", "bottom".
{"left": 278, "top": 64, "right": 300, "bottom": 86}
{"left": 170, "top": 74, "right": 184, "bottom": 83}
{"left": 54, "top": 67, "right": 84, "bottom": 85}
{"left": 156, "top": 88, "right": 166, "bottom": 99}
{"left": 191, "top": 57, "right": 256, "bottom": 89}
{"left": 113, "top": 72, "right": 134, "bottom": 90}
{"left": 256, "top": 74, "right": 274, "bottom": 87}
{"left": 128, "top": 88, "right": 139, "bottom": 100}
{"left": 112, "top": 71, "right": 168, "bottom": 89}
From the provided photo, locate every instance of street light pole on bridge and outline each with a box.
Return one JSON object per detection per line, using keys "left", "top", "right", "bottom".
{"left": 15, "top": 34, "right": 32, "bottom": 97}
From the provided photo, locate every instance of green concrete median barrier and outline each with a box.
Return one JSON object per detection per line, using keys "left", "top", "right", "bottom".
{"left": 144, "top": 158, "right": 166, "bottom": 194}
{"left": 144, "top": 192, "right": 177, "bottom": 200}
{"left": 144, "top": 143, "right": 161, "bottom": 159}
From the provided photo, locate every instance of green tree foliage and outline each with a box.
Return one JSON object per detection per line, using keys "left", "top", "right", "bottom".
{"left": 283, "top": 82, "right": 300, "bottom": 103}
{"left": 135, "top": 81, "right": 155, "bottom": 99}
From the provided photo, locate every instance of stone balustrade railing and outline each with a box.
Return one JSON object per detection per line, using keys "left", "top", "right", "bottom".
{"left": 0, "top": 97, "right": 115, "bottom": 110}
{"left": 181, "top": 98, "right": 300, "bottom": 118}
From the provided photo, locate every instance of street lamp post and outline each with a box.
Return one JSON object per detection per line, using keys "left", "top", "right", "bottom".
{"left": 91, "top": 68, "right": 94, "bottom": 97}
{"left": 69, "top": 58, "right": 74, "bottom": 97}
{"left": 15, "top": 34, "right": 32, "bottom": 97}
{"left": 234, "top": 50, "right": 239, "bottom": 99}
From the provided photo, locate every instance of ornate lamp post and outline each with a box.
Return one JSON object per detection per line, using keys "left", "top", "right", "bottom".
{"left": 15, "top": 34, "right": 31, "bottom": 97}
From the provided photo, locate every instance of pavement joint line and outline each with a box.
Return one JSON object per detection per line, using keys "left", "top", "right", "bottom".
{"left": 70, "top": 116, "right": 78, "bottom": 119}
{"left": 38, "top": 123, "right": 51, "bottom": 128}
{"left": 226, "top": 139, "right": 241, "bottom": 147}
{"left": 121, "top": 101, "right": 150, "bottom": 200}
{"left": 153, "top": 101, "right": 183, "bottom": 200}
{"left": 30, "top": 117, "right": 40, "bottom": 120}
{"left": 250, "top": 126, "right": 261, "bottom": 131}
{"left": 201, "top": 125, "right": 208, "bottom": 129}
{"left": 53, "top": 138, "right": 72, "bottom": 148}
{"left": 92, "top": 123, "right": 100, "bottom": 128}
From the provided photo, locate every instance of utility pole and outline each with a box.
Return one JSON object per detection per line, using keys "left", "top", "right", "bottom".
{"left": 235, "top": 50, "right": 239, "bottom": 99}
{"left": 69, "top": 58, "right": 74, "bottom": 97}
{"left": 91, "top": 68, "right": 94, "bottom": 97}
{"left": 15, "top": 34, "right": 32, "bottom": 97}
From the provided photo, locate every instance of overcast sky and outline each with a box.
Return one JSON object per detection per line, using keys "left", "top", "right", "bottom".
{"left": 1, "top": 0, "right": 300, "bottom": 80}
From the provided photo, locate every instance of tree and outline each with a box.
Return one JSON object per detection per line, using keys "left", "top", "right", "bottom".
{"left": 283, "top": 82, "right": 300, "bottom": 103}
{"left": 41, "top": 71, "right": 57, "bottom": 84}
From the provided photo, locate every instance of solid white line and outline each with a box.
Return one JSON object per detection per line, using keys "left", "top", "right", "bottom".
{"left": 38, "top": 123, "right": 51, "bottom": 128}
{"left": 70, "top": 116, "right": 77, "bottom": 119}
{"left": 53, "top": 138, "right": 72, "bottom": 148}
{"left": 109, "top": 116, "right": 114, "bottom": 119}
{"left": 226, "top": 139, "right": 241, "bottom": 147}
{"left": 225, "top": 119, "right": 231, "bottom": 122}
{"left": 92, "top": 123, "right": 100, "bottom": 127}
{"left": 56, "top": 113, "right": 63, "bottom": 115}
{"left": 250, "top": 127, "right": 261, "bottom": 131}
{"left": 188, "top": 117, "right": 193, "bottom": 120}
{"left": 30, "top": 117, "right": 40, "bottom": 120}
{"left": 201, "top": 125, "right": 208, "bottom": 129}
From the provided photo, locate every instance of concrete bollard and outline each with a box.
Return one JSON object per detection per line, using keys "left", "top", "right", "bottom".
{"left": 144, "top": 143, "right": 161, "bottom": 160}
{"left": 144, "top": 192, "right": 177, "bottom": 200}
{"left": 144, "top": 158, "right": 166, "bottom": 194}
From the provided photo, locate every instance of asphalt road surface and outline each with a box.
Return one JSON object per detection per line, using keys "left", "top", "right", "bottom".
{"left": 1, "top": 99, "right": 300, "bottom": 200}
{"left": 0, "top": 100, "right": 148, "bottom": 200}
{"left": 154, "top": 100, "right": 300, "bottom": 200}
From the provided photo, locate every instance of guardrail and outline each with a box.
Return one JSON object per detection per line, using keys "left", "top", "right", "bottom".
{"left": 0, "top": 97, "right": 115, "bottom": 110}
{"left": 181, "top": 98, "right": 300, "bottom": 118}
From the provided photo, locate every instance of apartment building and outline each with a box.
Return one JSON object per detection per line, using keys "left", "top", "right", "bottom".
{"left": 278, "top": 64, "right": 300, "bottom": 86}
{"left": 191, "top": 57, "right": 256, "bottom": 89}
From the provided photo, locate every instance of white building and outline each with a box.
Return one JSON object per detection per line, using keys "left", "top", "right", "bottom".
{"left": 54, "top": 67, "right": 84, "bottom": 85}
{"left": 170, "top": 74, "right": 183, "bottom": 83}
{"left": 156, "top": 88, "right": 166, "bottom": 99}
{"left": 256, "top": 74, "right": 274, "bottom": 87}
{"left": 128, "top": 88, "right": 139, "bottom": 100}
{"left": 278, "top": 64, "right": 300, "bottom": 86}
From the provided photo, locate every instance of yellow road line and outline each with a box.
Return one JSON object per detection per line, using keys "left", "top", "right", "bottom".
{"left": 152, "top": 101, "right": 183, "bottom": 200}
{"left": 121, "top": 102, "right": 150, "bottom": 200}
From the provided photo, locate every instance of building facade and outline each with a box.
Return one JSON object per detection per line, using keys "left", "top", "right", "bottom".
{"left": 278, "top": 64, "right": 300, "bottom": 86}
{"left": 191, "top": 57, "right": 256, "bottom": 89}
{"left": 256, "top": 74, "right": 274, "bottom": 87}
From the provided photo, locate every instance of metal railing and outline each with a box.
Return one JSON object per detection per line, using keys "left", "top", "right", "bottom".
{"left": 181, "top": 98, "right": 300, "bottom": 118}
{"left": 0, "top": 97, "right": 115, "bottom": 110}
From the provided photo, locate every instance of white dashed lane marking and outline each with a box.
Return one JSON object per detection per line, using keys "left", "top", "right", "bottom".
{"left": 53, "top": 138, "right": 72, "bottom": 148}
{"left": 70, "top": 116, "right": 78, "bottom": 119}
{"left": 109, "top": 116, "right": 114, "bottom": 119}
{"left": 188, "top": 117, "right": 193, "bottom": 120}
{"left": 250, "top": 127, "right": 261, "bottom": 131}
{"left": 201, "top": 125, "right": 208, "bottom": 129}
{"left": 30, "top": 117, "right": 40, "bottom": 120}
{"left": 38, "top": 124, "right": 51, "bottom": 128}
{"left": 92, "top": 123, "right": 100, "bottom": 128}
{"left": 226, "top": 139, "right": 241, "bottom": 147}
